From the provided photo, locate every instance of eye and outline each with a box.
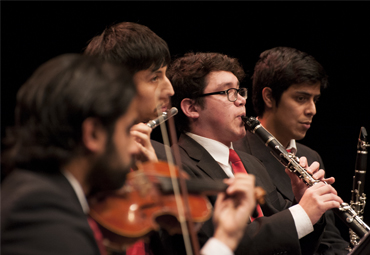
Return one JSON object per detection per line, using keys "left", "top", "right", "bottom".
{"left": 296, "top": 96, "right": 307, "bottom": 102}
{"left": 151, "top": 76, "right": 158, "bottom": 82}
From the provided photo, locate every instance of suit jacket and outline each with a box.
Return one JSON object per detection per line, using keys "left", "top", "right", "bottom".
{"left": 234, "top": 131, "right": 350, "bottom": 255}
{"left": 160, "top": 133, "right": 326, "bottom": 255}
{"left": 1, "top": 169, "right": 101, "bottom": 255}
{"left": 151, "top": 139, "right": 173, "bottom": 161}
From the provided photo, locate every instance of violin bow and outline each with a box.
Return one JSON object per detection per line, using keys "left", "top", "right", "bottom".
{"left": 157, "top": 105, "right": 201, "bottom": 255}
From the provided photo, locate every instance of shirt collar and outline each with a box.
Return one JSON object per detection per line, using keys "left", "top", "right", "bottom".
{"left": 256, "top": 118, "right": 297, "bottom": 154}
{"left": 286, "top": 139, "right": 297, "bottom": 155}
{"left": 186, "top": 132, "right": 233, "bottom": 167}
{"left": 62, "top": 170, "right": 90, "bottom": 214}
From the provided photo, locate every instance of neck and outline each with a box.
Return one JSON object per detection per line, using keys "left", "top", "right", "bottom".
{"left": 258, "top": 115, "right": 290, "bottom": 148}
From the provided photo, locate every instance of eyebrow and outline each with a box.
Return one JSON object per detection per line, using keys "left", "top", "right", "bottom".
{"left": 216, "top": 81, "right": 240, "bottom": 90}
{"left": 294, "top": 91, "right": 321, "bottom": 97}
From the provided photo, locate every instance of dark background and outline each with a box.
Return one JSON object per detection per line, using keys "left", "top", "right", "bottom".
{"left": 2, "top": 1, "right": 370, "bottom": 243}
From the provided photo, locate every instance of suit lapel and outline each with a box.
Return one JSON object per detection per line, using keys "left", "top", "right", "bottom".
{"left": 177, "top": 134, "right": 230, "bottom": 179}
{"left": 244, "top": 132, "right": 295, "bottom": 201}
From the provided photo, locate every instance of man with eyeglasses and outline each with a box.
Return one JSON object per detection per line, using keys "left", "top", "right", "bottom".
{"left": 164, "top": 52, "right": 343, "bottom": 255}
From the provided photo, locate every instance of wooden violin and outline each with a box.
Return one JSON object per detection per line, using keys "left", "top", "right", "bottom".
{"left": 89, "top": 161, "right": 228, "bottom": 252}
{"left": 89, "top": 160, "right": 266, "bottom": 252}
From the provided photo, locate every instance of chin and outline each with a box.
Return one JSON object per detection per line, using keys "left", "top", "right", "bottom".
{"left": 233, "top": 130, "right": 246, "bottom": 141}
{"left": 294, "top": 133, "right": 307, "bottom": 141}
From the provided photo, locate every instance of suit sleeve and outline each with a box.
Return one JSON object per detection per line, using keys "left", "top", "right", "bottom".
{"left": 299, "top": 145, "right": 350, "bottom": 254}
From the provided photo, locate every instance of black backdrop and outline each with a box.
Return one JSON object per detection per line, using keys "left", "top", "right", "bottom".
{"left": 2, "top": 1, "right": 370, "bottom": 243}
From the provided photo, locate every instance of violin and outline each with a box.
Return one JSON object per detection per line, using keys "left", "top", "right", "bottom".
{"left": 89, "top": 161, "right": 229, "bottom": 252}
{"left": 89, "top": 161, "right": 266, "bottom": 253}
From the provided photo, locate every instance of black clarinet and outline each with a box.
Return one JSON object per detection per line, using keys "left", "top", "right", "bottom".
{"left": 350, "top": 127, "right": 369, "bottom": 246}
{"left": 242, "top": 116, "right": 370, "bottom": 239}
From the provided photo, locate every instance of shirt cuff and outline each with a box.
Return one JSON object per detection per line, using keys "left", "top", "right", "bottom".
{"left": 289, "top": 204, "right": 314, "bottom": 239}
{"left": 200, "top": 237, "right": 234, "bottom": 255}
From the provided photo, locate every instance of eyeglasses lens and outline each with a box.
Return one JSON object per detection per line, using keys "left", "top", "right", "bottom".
{"left": 228, "top": 88, "right": 247, "bottom": 102}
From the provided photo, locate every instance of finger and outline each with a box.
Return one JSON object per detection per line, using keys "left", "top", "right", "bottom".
{"left": 226, "top": 174, "right": 255, "bottom": 193}
{"left": 310, "top": 182, "right": 338, "bottom": 196}
{"left": 130, "top": 123, "right": 152, "bottom": 135}
{"left": 312, "top": 169, "right": 325, "bottom": 180}
{"left": 322, "top": 177, "right": 335, "bottom": 185}
{"left": 306, "top": 161, "right": 320, "bottom": 175}
{"left": 298, "top": 156, "right": 308, "bottom": 168}
{"left": 131, "top": 130, "right": 151, "bottom": 147}
{"left": 320, "top": 193, "right": 343, "bottom": 204}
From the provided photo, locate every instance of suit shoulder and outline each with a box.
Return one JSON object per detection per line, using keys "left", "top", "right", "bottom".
{"left": 236, "top": 149, "right": 265, "bottom": 168}
{"left": 297, "top": 142, "right": 322, "bottom": 159}
{"left": 1, "top": 170, "right": 76, "bottom": 219}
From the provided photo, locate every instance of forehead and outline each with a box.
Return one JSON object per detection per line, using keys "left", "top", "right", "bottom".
{"left": 205, "top": 71, "right": 239, "bottom": 91}
{"left": 286, "top": 82, "right": 321, "bottom": 94}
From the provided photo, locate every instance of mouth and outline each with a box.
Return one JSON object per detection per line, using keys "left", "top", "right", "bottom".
{"left": 157, "top": 102, "right": 170, "bottom": 113}
{"left": 237, "top": 113, "right": 246, "bottom": 122}
{"left": 300, "top": 121, "right": 312, "bottom": 129}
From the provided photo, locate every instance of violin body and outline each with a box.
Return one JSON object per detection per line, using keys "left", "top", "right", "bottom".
{"left": 89, "top": 161, "right": 213, "bottom": 250}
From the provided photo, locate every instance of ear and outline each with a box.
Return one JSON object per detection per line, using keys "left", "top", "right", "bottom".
{"left": 81, "top": 117, "right": 107, "bottom": 154}
{"left": 262, "top": 87, "right": 275, "bottom": 109}
{"left": 181, "top": 98, "right": 200, "bottom": 119}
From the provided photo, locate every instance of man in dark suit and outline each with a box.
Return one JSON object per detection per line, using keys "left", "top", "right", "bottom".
{"left": 1, "top": 53, "right": 259, "bottom": 255}
{"left": 234, "top": 47, "right": 350, "bottom": 254}
{"left": 1, "top": 54, "right": 140, "bottom": 255}
{"left": 167, "top": 52, "right": 344, "bottom": 255}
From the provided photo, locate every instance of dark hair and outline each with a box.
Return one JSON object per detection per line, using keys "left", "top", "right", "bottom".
{"left": 84, "top": 22, "right": 171, "bottom": 74}
{"left": 2, "top": 54, "right": 136, "bottom": 174}
{"left": 252, "top": 47, "right": 328, "bottom": 117}
{"left": 168, "top": 52, "right": 245, "bottom": 134}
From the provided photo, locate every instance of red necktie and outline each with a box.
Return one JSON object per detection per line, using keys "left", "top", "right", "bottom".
{"left": 229, "top": 149, "right": 263, "bottom": 221}
{"left": 87, "top": 216, "right": 107, "bottom": 255}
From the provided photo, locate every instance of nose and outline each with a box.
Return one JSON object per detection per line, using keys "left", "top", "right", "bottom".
{"left": 162, "top": 76, "right": 174, "bottom": 97}
{"left": 305, "top": 99, "right": 317, "bottom": 116}
{"left": 234, "top": 93, "right": 246, "bottom": 106}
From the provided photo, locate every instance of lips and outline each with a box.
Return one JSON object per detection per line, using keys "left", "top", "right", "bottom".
{"left": 157, "top": 103, "right": 169, "bottom": 113}
{"left": 237, "top": 113, "right": 246, "bottom": 124}
{"left": 300, "top": 122, "right": 311, "bottom": 129}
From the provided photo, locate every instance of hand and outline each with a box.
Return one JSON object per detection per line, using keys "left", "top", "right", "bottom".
{"left": 212, "top": 173, "right": 256, "bottom": 251}
{"left": 285, "top": 156, "right": 335, "bottom": 202}
{"left": 298, "top": 182, "right": 343, "bottom": 225}
{"left": 130, "top": 123, "right": 158, "bottom": 163}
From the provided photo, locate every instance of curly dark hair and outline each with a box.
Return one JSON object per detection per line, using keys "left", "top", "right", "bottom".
{"left": 168, "top": 52, "right": 246, "bottom": 134}
{"left": 252, "top": 47, "right": 328, "bottom": 117}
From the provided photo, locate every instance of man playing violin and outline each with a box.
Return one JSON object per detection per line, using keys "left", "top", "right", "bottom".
{"left": 233, "top": 46, "right": 349, "bottom": 254}
{"left": 1, "top": 53, "right": 259, "bottom": 255}
{"left": 1, "top": 54, "right": 140, "bottom": 255}
{"left": 167, "top": 52, "right": 344, "bottom": 255}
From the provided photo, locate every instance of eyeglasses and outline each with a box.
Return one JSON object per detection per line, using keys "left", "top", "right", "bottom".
{"left": 196, "top": 87, "right": 248, "bottom": 102}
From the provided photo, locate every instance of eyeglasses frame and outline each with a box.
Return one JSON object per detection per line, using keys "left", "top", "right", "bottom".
{"left": 196, "top": 87, "right": 248, "bottom": 102}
